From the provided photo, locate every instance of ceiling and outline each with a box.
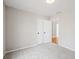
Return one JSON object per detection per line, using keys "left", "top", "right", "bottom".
{"left": 4, "top": 0, "right": 74, "bottom": 16}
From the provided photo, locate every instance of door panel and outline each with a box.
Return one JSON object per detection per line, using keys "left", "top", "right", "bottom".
{"left": 36, "top": 19, "right": 43, "bottom": 44}
{"left": 43, "top": 20, "right": 52, "bottom": 43}
{"left": 36, "top": 19, "right": 52, "bottom": 44}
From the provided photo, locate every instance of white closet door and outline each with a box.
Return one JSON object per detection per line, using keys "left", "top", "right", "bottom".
{"left": 43, "top": 20, "right": 52, "bottom": 43}
{"left": 36, "top": 19, "right": 43, "bottom": 44}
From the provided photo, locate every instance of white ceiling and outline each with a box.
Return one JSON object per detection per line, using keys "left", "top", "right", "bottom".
{"left": 4, "top": 0, "right": 74, "bottom": 16}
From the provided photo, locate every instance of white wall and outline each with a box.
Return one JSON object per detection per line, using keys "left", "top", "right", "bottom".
{"left": 6, "top": 6, "right": 49, "bottom": 51}
{"left": 58, "top": 13, "right": 75, "bottom": 51}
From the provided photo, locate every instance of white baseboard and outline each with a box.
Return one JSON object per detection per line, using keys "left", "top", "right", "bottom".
{"left": 5, "top": 43, "right": 41, "bottom": 54}
{"left": 59, "top": 44, "right": 75, "bottom": 52}
{"left": 5, "top": 42, "right": 50, "bottom": 54}
{"left": 4, "top": 42, "right": 75, "bottom": 56}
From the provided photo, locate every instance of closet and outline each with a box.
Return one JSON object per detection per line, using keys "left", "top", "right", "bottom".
{"left": 36, "top": 19, "right": 52, "bottom": 44}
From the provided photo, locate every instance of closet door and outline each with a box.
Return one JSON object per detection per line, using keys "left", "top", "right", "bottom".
{"left": 43, "top": 20, "right": 52, "bottom": 43}
{"left": 36, "top": 19, "right": 43, "bottom": 44}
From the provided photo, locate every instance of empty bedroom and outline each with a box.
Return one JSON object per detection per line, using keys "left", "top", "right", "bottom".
{"left": 3, "top": 0, "right": 75, "bottom": 59}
